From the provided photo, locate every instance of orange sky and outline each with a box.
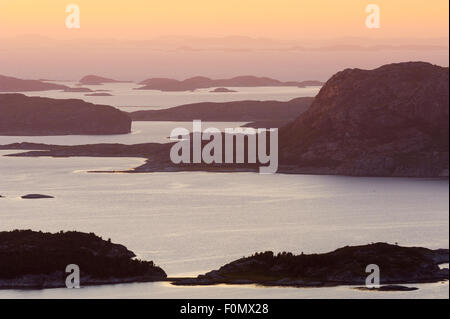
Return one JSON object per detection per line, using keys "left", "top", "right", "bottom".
{"left": 1, "top": 0, "right": 448, "bottom": 39}
{"left": 0, "top": 1, "right": 448, "bottom": 80}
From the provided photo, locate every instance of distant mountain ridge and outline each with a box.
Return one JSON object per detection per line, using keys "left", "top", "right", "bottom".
{"left": 137, "top": 76, "right": 323, "bottom": 91}
{"left": 0, "top": 75, "right": 69, "bottom": 92}
{"left": 129, "top": 97, "right": 314, "bottom": 122}
{"left": 279, "top": 62, "right": 449, "bottom": 177}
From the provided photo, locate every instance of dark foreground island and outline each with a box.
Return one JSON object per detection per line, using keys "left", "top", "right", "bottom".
{"left": 0, "top": 234, "right": 447, "bottom": 290}
{"left": 0, "top": 230, "right": 166, "bottom": 289}
{"left": 171, "top": 243, "right": 449, "bottom": 288}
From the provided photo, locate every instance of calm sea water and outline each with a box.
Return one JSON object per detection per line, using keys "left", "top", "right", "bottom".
{"left": 0, "top": 121, "right": 247, "bottom": 145}
{"left": 0, "top": 86, "right": 448, "bottom": 298}
{"left": 0, "top": 149, "right": 448, "bottom": 298}
{"left": 19, "top": 82, "right": 321, "bottom": 111}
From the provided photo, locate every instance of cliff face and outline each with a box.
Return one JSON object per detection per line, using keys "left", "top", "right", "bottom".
{"left": 0, "top": 94, "right": 131, "bottom": 135}
{"left": 0, "top": 75, "right": 68, "bottom": 92}
{"left": 279, "top": 62, "right": 449, "bottom": 177}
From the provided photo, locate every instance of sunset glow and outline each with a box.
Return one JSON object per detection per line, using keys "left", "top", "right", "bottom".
{"left": 1, "top": 0, "right": 448, "bottom": 39}
{"left": 0, "top": 0, "right": 448, "bottom": 81}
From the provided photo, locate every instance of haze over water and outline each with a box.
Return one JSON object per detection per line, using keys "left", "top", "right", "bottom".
{"left": 19, "top": 83, "right": 321, "bottom": 110}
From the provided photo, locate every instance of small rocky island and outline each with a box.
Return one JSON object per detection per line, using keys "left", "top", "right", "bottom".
{"left": 85, "top": 92, "right": 113, "bottom": 96}
{"left": 62, "top": 87, "right": 93, "bottom": 93}
{"left": 171, "top": 243, "right": 449, "bottom": 288}
{"left": 78, "top": 75, "right": 130, "bottom": 85}
{"left": 0, "top": 230, "right": 167, "bottom": 289}
{"left": 209, "top": 87, "right": 237, "bottom": 93}
{"left": 21, "top": 194, "right": 54, "bottom": 199}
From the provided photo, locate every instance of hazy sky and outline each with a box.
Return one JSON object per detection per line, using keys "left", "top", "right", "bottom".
{"left": 1, "top": 0, "right": 448, "bottom": 80}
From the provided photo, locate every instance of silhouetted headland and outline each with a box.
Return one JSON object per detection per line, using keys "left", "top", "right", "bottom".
{"left": 0, "top": 94, "right": 131, "bottom": 135}
{"left": 0, "top": 75, "right": 69, "bottom": 92}
{"left": 129, "top": 97, "right": 313, "bottom": 122}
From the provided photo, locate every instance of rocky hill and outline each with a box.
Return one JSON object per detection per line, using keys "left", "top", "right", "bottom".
{"left": 172, "top": 243, "right": 449, "bottom": 287}
{"left": 0, "top": 94, "right": 131, "bottom": 135}
{"left": 279, "top": 62, "right": 449, "bottom": 177}
{"left": 0, "top": 230, "right": 167, "bottom": 289}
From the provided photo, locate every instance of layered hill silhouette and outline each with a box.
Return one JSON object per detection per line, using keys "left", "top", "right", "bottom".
{"left": 2, "top": 62, "right": 448, "bottom": 177}
{"left": 130, "top": 97, "right": 314, "bottom": 123}
{"left": 0, "top": 75, "right": 69, "bottom": 92}
{"left": 0, "top": 94, "right": 131, "bottom": 135}
{"left": 137, "top": 76, "right": 323, "bottom": 91}
{"left": 279, "top": 62, "right": 449, "bottom": 177}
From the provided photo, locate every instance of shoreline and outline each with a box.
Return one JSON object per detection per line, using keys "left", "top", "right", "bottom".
{"left": 1, "top": 143, "right": 448, "bottom": 178}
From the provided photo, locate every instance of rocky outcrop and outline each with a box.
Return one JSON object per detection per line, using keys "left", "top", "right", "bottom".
{"left": 355, "top": 285, "right": 418, "bottom": 291}
{"left": 0, "top": 94, "right": 131, "bottom": 135}
{"left": 171, "top": 243, "right": 449, "bottom": 287}
{"left": 130, "top": 97, "right": 313, "bottom": 122}
{"left": 279, "top": 62, "right": 449, "bottom": 177}
{"left": 0, "top": 230, "right": 166, "bottom": 289}
{"left": 0, "top": 75, "right": 68, "bottom": 92}
{"left": 137, "top": 76, "right": 323, "bottom": 91}
{"left": 21, "top": 194, "right": 54, "bottom": 199}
